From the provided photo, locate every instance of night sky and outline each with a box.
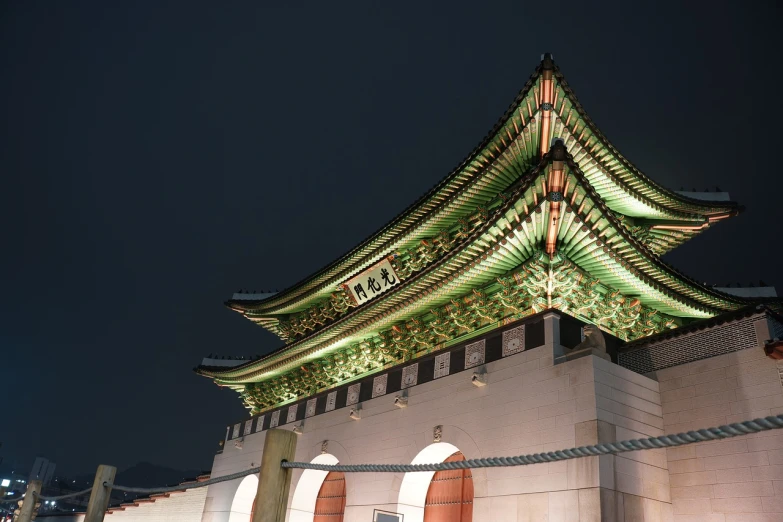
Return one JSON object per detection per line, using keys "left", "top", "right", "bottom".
{"left": 2, "top": 2, "right": 781, "bottom": 477}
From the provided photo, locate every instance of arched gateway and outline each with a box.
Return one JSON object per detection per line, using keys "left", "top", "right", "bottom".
{"left": 423, "top": 452, "right": 473, "bottom": 522}
{"left": 227, "top": 475, "right": 257, "bottom": 522}
{"left": 313, "top": 471, "right": 346, "bottom": 521}
{"left": 397, "top": 442, "right": 474, "bottom": 522}
{"left": 290, "top": 453, "right": 346, "bottom": 522}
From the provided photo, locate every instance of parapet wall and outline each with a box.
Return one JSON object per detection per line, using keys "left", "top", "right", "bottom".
{"left": 205, "top": 313, "right": 674, "bottom": 522}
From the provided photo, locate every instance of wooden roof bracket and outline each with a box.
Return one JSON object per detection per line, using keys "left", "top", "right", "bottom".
{"left": 545, "top": 139, "right": 567, "bottom": 256}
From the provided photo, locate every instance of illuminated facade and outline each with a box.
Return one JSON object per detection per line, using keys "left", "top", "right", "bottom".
{"left": 198, "top": 55, "right": 783, "bottom": 522}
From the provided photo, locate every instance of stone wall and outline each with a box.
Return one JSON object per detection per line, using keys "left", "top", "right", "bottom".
{"left": 203, "top": 314, "right": 673, "bottom": 521}
{"left": 657, "top": 343, "right": 783, "bottom": 521}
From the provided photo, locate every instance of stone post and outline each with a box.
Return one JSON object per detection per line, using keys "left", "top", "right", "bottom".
{"left": 251, "top": 428, "right": 298, "bottom": 522}
{"left": 83, "top": 465, "right": 116, "bottom": 522}
{"left": 15, "top": 480, "right": 41, "bottom": 522}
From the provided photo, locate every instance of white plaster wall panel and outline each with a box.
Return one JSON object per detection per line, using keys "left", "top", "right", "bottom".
{"left": 660, "top": 344, "right": 783, "bottom": 520}
{"left": 201, "top": 434, "right": 266, "bottom": 522}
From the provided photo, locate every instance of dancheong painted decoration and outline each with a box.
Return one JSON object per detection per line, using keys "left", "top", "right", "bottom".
{"left": 196, "top": 54, "right": 761, "bottom": 414}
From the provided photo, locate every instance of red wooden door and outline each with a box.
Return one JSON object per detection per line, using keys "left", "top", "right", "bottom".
{"left": 313, "top": 471, "right": 346, "bottom": 522}
{"left": 423, "top": 452, "right": 473, "bottom": 522}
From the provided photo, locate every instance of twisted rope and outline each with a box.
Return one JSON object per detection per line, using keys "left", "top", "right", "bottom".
{"left": 107, "top": 467, "right": 260, "bottom": 495}
{"left": 17, "top": 414, "right": 783, "bottom": 501}
{"left": 282, "top": 414, "right": 783, "bottom": 473}
{"left": 36, "top": 488, "right": 94, "bottom": 502}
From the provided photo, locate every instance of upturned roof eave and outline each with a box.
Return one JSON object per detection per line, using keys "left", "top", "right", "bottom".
{"left": 199, "top": 160, "right": 551, "bottom": 381}
{"left": 197, "top": 153, "right": 750, "bottom": 384}
{"left": 552, "top": 66, "right": 740, "bottom": 217}
{"left": 558, "top": 153, "right": 751, "bottom": 310}
{"left": 231, "top": 59, "right": 742, "bottom": 319}
{"left": 226, "top": 63, "right": 547, "bottom": 315}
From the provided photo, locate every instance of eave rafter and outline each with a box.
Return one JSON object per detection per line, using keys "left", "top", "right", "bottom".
{"left": 544, "top": 143, "right": 745, "bottom": 316}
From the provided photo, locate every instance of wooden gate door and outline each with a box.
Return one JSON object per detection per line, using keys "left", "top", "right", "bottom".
{"left": 423, "top": 451, "right": 473, "bottom": 522}
{"left": 313, "top": 471, "right": 346, "bottom": 522}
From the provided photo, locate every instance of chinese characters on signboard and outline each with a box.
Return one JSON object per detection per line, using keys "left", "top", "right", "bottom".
{"left": 344, "top": 258, "right": 400, "bottom": 306}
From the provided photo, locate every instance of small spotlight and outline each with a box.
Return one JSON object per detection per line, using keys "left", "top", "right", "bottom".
{"left": 471, "top": 372, "right": 487, "bottom": 387}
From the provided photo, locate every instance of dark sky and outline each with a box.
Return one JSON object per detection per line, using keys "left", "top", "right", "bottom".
{"left": 2, "top": 1, "right": 781, "bottom": 476}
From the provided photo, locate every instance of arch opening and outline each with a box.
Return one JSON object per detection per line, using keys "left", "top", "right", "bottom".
{"left": 423, "top": 452, "right": 473, "bottom": 522}
{"left": 397, "top": 442, "right": 473, "bottom": 522}
{"left": 314, "top": 471, "right": 346, "bottom": 522}
{"left": 228, "top": 474, "right": 258, "bottom": 522}
{"left": 290, "top": 453, "right": 344, "bottom": 522}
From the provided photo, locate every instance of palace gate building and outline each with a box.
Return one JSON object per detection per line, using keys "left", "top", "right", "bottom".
{"left": 195, "top": 55, "right": 783, "bottom": 522}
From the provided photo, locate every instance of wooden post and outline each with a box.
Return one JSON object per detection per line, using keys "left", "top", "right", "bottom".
{"left": 251, "top": 428, "right": 298, "bottom": 522}
{"left": 16, "top": 480, "right": 41, "bottom": 522}
{"left": 83, "top": 465, "right": 116, "bottom": 522}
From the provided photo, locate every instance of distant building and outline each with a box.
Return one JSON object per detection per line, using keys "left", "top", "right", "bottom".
{"left": 29, "top": 457, "right": 56, "bottom": 486}
{"left": 0, "top": 472, "right": 25, "bottom": 495}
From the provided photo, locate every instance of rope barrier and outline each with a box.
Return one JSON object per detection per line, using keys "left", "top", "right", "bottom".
{"left": 107, "top": 467, "right": 261, "bottom": 495}
{"left": 36, "top": 488, "right": 94, "bottom": 502}
{"left": 17, "top": 414, "right": 783, "bottom": 500}
{"left": 281, "top": 414, "right": 783, "bottom": 473}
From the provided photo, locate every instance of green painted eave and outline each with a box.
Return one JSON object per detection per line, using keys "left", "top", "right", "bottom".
{"left": 200, "top": 152, "right": 748, "bottom": 386}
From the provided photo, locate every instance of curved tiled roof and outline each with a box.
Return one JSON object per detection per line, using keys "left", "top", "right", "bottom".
{"left": 227, "top": 55, "right": 739, "bottom": 320}
{"left": 198, "top": 147, "right": 751, "bottom": 384}
{"left": 200, "top": 55, "right": 759, "bottom": 394}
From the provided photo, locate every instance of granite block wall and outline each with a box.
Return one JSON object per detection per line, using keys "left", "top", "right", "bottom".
{"left": 657, "top": 344, "right": 783, "bottom": 522}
